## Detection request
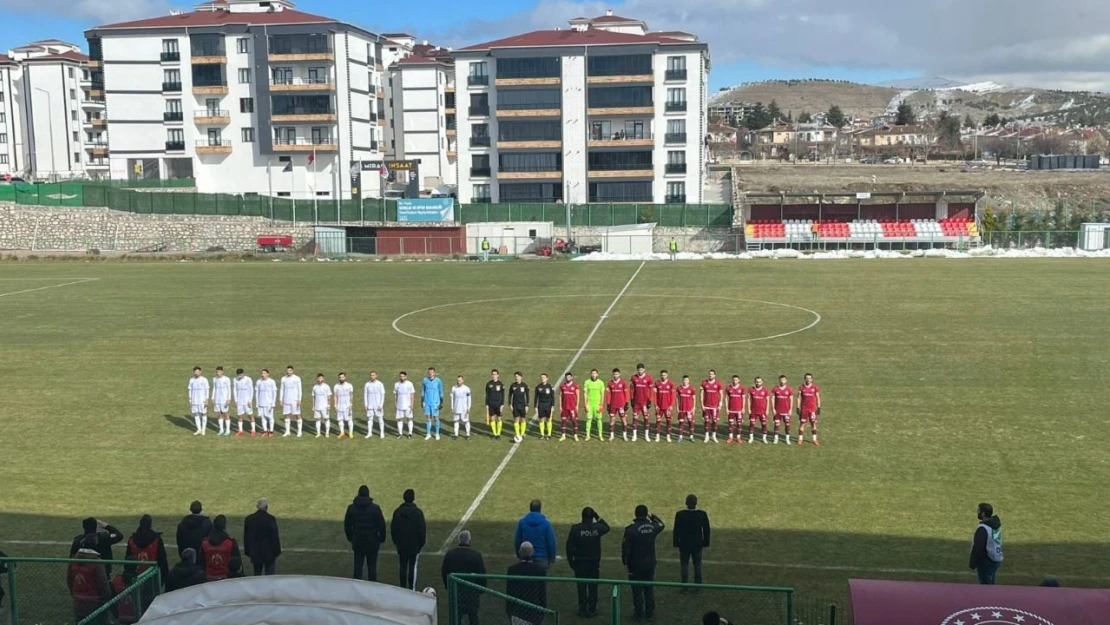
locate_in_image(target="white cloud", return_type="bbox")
[0,0,172,23]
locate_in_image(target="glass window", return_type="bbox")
[666,181,685,198]
[472,184,490,199]
[496,57,559,79]
[587,151,652,171]
[162,39,178,54]
[167,129,184,143]
[275,127,296,144]
[70,89,77,100]
[499,152,561,172]
[499,183,562,202]
[271,67,293,84]
[0,133,7,144]
[163,69,181,83]
[667,56,686,71]
[668,150,686,164]
[271,95,331,115]
[587,54,651,76]
[207,128,221,145]
[498,121,561,142]
[165,99,182,113]
[496,88,560,110]
[667,88,687,103]
[205,98,220,114]
[472,123,489,138]
[587,86,652,108]
[240,98,254,113]
[68,67,75,78]
[238,68,251,84]
[237,38,250,54]
[0,155,7,164]
[589,181,653,202]
[667,119,686,134]
[469,62,488,77]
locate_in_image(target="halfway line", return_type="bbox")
[0,277,100,299]
[438,261,647,553]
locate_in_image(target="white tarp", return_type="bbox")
[572,246,1110,261]
[139,576,437,625]
[600,222,655,255]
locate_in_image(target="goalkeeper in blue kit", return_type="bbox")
[421,367,444,441]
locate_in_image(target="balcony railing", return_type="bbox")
[163,111,184,122]
[166,141,186,151]
[665,163,687,174]
[193,80,228,88]
[665,69,688,81]
[590,132,652,142]
[472,197,492,204]
[270,77,334,88]
[369,112,378,122]
[499,165,562,173]
[162,82,183,92]
[272,108,336,116]
[191,47,226,58]
[664,132,687,143]
[268,45,333,56]
[470,166,492,177]
[497,103,562,111]
[161,51,181,62]
[467,75,489,86]
[274,137,337,146]
[196,140,231,147]
[470,136,491,148]
[665,195,687,203]
[591,195,653,202]
[468,105,490,117]
[370,141,379,151]
[588,163,653,171]
[665,101,688,112]
[195,110,229,118]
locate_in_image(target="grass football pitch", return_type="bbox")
[1,259,1108,620]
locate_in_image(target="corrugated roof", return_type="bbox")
[93,7,335,30]
[461,28,687,51]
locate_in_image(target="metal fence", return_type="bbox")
[448,573,796,625]
[457,203,732,227]
[1,556,162,625]
[980,230,1085,249]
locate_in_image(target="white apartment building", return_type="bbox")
[0,41,108,179]
[454,11,709,205]
[85,0,388,199]
[389,42,458,192]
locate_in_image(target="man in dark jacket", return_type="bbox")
[513,500,557,570]
[176,501,212,559]
[969,502,1003,585]
[70,517,125,574]
[345,485,387,581]
[441,530,486,625]
[200,515,241,582]
[506,542,547,625]
[673,494,711,586]
[68,534,111,624]
[622,504,665,621]
[125,514,169,600]
[244,498,281,576]
[164,548,206,592]
[565,507,609,617]
[390,489,426,589]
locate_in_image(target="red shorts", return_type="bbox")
[748,413,767,424]
[702,408,719,420]
[800,409,817,423]
[727,411,742,422]
[656,407,673,419]
[608,405,626,417]
[774,413,792,422]
[678,410,694,421]
[561,408,578,420]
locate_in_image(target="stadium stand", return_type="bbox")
[744,218,978,244]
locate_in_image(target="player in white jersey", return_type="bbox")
[211,367,233,436]
[188,366,211,435]
[311,373,333,438]
[333,372,355,440]
[393,371,416,439]
[233,368,255,437]
[450,375,473,441]
[280,365,303,437]
[255,368,278,437]
[364,371,386,439]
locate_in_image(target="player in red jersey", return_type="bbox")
[559,372,581,442]
[653,370,676,442]
[675,376,697,443]
[605,368,630,441]
[725,375,746,444]
[699,370,724,443]
[747,376,770,443]
[771,375,794,445]
[629,363,655,442]
[796,373,822,446]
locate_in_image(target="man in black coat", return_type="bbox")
[390,489,426,589]
[565,507,609,617]
[505,542,547,625]
[673,494,711,586]
[441,530,486,625]
[622,504,665,621]
[70,517,125,574]
[243,498,281,576]
[164,548,206,592]
[345,485,387,581]
[175,501,212,559]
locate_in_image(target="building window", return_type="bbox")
[73,131,79,142]
[499,152,561,172]
[162,39,179,54]
[472,184,491,200]
[277,191,291,197]
[0,155,7,164]
[588,151,652,171]
[271,67,292,84]
[307,67,327,83]
[496,88,561,111]
[71,111,78,121]
[666,182,686,202]
[240,97,254,113]
[238,68,251,84]
[587,86,652,108]
[205,98,220,115]
[0,133,7,143]
[207,128,222,145]
[68,67,75,78]
[166,99,182,113]
[666,88,687,111]
[241,127,255,142]
[0,112,6,123]
[167,129,184,143]
[587,54,651,77]
[498,120,561,142]
[496,57,560,79]
[589,181,652,203]
[316,191,330,197]
[275,127,296,145]
[668,150,686,164]
[467,62,488,86]
[74,152,81,163]
[237,38,250,54]
[311,127,330,145]
[666,119,687,142]
[70,89,77,100]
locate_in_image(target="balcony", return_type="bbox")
[470,166,491,177]
[161,51,181,63]
[87,159,109,168]
[496,107,561,118]
[467,75,489,87]
[82,97,106,109]
[446,127,456,137]
[665,163,687,174]
[470,136,491,148]
[271,109,338,123]
[586,74,653,85]
[665,101,688,113]
[496,76,560,87]
[273,137,339,152]
[84,117,108,129]
[499,169,561,180]
[88,59,102,69]
[88,88,104,99]
[665,195,687,203]
[163,111,184,122]
[194,110,230,124]
[195,139,232,154]
[268,46,334,62]
[166,141,186,152]
[269,78,335,92]
[162,82,183,93]
[588,132,653,148]
[88,143,109,156]
[664,132,687,144]
[588,163,653,178]
[468,105,490,117]
[665,69,688,81]
[191,50,226,65]
[497,139,561,150]
[193,82,228,96]
[588,105,654,116]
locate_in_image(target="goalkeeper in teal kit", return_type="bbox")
[421,367,444,441]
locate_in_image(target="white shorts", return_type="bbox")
[336,408,352,422]
[395,408,413,420]
[236,403,253,417]
[282,403,299,416]
[258,406,274,419]
[366,408,384,418]
[453,412,470,423]
[313,409,330,419]
[190,403,207,416]
[214,402,229,414]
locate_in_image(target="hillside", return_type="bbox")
[711,80,899,119]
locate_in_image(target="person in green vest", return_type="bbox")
[668,237,678,261]
[583,369,606,442]
[481,237,491,261]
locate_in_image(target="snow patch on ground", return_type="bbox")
[886,90,917,115]
[1060,98,1076,110]
[1016,94,1037,110]
[954,81,1007,94]
[572,247,1110,262]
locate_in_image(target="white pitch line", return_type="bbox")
[0,277,99,299]
[438,261,647,553]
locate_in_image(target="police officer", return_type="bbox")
[621,505,665,621]
[566,507,610,618]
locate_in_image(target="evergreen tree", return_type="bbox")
[767,99,782,122]
[895,103,916,126]
[826,105,847,128]
[964,113,975,128]
[984,113,1001,126]
[798,111,812,123]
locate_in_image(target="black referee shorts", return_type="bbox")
[537,406,553,419]
[487,404,503,417]
[511,405,527,419]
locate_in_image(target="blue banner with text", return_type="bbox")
[397,198,455,222]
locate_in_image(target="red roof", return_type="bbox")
[21,50,90,63]
[0,53,14,64]
[462,28,688,51]
[590,13,643,24]
[383,33,415,38]
[94,8,335,30]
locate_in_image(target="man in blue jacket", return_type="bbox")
[514,499,556,570]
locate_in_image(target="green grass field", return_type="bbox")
[2,259,1109,623]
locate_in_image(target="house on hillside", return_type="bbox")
[855,125,930,149]
[754,122,839,159]
[707,124,738,143]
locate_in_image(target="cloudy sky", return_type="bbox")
[2,0,1107,91]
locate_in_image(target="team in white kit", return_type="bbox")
[187,366,474,440]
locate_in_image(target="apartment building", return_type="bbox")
[390,42,457,191]
[0,41,107,179]
[85,0,388,198]
[453,11,709,205]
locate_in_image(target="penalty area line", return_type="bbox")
[0,277,100,299]
[437,261,647,554]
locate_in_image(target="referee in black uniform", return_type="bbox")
[509,372,530,443]
[534,373,556,441]
[485,369,505,440]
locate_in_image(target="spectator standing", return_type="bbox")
[201,515,241,582]
[622,504,665,621]
[441,530,487,625]
[176,501,213,559]
[345,485,387,581]
[126,515,169,587]
[70,517,125,574]
[514,500,557,570]
[565,507,609,617]
[673,494,711,586]
[164,548,206,592]
[110,564,140,625]
[969,502,1003,585]
[391,489,427,589]
[67,534,110,624]
[244,498,282,576]
[506,542,547,625]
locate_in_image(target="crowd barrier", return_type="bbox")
[0,556,161,625]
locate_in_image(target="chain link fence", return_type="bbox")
[980,230,1083,249]
[1,557,161,625]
